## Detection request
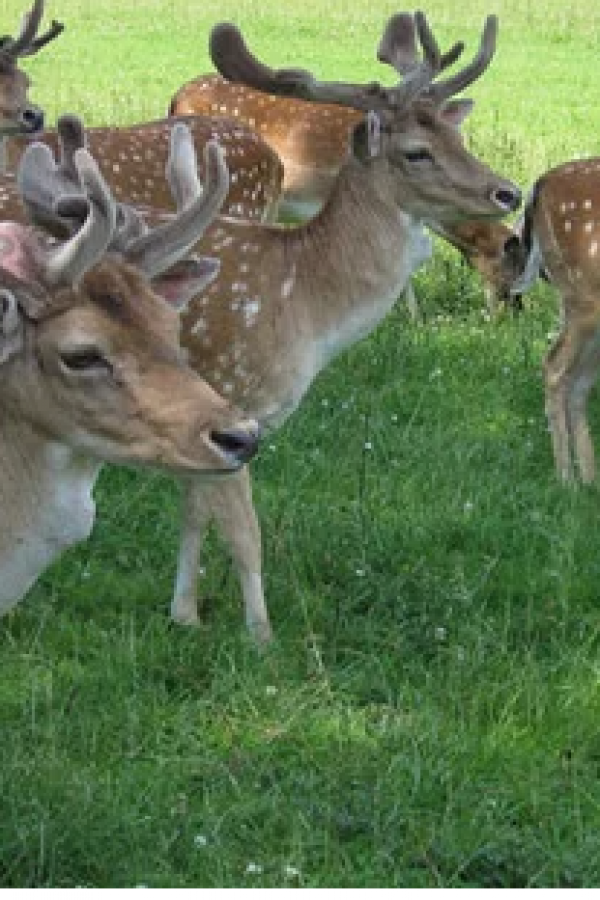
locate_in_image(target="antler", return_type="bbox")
[377,12,497,105]
[17,140,117,286]
[20,117,229,282]
[0,0,64,62]
[211,11,497,112]
[210,22,394,112]
[166,121,203,210]
[124,126,229,278]
[377,13,464,81]
[18,114,89,237]
[425,14,497,104]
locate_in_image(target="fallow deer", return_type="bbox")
[0,125,260,615]
[170,62,521,314]
[502,160,600,483]
[43,13,521,642]
[0,0,63,144]
[4,113,283,221]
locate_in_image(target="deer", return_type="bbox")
[0,122,261,615]
[501,159,600,484]
[3,113,284,222]
[39,12,521,643]
[0,0,63,148]
[169,51,522,316]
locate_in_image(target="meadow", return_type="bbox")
[2,0,600,887]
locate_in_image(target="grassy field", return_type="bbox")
[2,0,600,888]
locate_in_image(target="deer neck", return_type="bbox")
[0,411,100,613]
[291,158,428,367]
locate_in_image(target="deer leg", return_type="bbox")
[565,333,600,484]
[171,477,213,625]
[172,468,271,643]
[544,325,579,483]
[208,466,271,644]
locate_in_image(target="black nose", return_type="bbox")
[493,186,522,213]
[210,425,261,465]
[20,106,44,134]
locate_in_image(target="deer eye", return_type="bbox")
[59,347,113,376]
[403,148,434,164]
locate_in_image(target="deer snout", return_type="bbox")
[210,419,262,467]
[491,184,521,214]
[20,104,44,135]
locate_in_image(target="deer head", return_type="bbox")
[209,11,521,224]
[1,125,260,474]
[0,0,63,138]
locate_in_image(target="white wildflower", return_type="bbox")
[245,862,263,875]
[284,865,301,878]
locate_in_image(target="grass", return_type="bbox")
[2,0,600,887]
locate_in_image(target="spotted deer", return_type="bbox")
[0,0,63,148]
[0,124,260,614]
[42,13,521,642]
[170,61,521,314]
[4,113,283,221]
[502,159,600,483]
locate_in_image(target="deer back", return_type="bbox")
[5,113,284,222]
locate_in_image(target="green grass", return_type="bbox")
[2,0,600,888]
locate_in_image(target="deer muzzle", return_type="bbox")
[210,421,262,467]
[19,103,44,134]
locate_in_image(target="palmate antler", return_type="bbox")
[210,11,497,112]
[0,0,64,65]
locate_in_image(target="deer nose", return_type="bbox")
[492,185,521,213]
[20,105,44,134]
[210,421,262,466]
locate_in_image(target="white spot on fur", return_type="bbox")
[191,317,207,334]
[243,299,261,326]
[281,264,296,299]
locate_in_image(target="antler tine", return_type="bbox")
[378,12,464,103]
[166,121,203,211]
[426,14,498,104]
[125,132,230,279]
[17,19,64,57]
[56,114,85,179]
[4,0,45,59]
[210,21,392,113]
[377,13,419,75]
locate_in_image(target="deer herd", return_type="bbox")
[0,0,596,643]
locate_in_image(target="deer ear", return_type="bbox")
[440,99,474,130]
[0,288,23,364]
[151,256,220,312]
